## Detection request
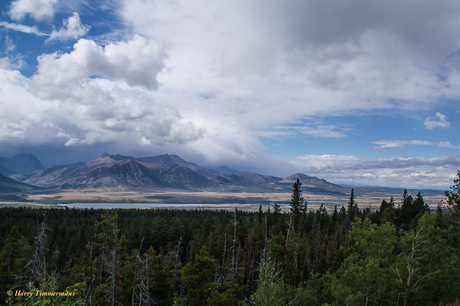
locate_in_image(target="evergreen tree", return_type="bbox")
[181,246,216,306]
[346,189,358,222]
[378,197,396,224]
[331,204,338,223]
[258,204,263,225]
[272,203,282,216]
[413,192,429,213]
[0,227,28,302]
[396,190,429,228]
[290,178,304,228]
[300,200,309,232]
[92,210,126,306]
[338,206,347,224]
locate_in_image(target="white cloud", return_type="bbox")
[3,0,460,189]
[0,21,47,36]
[292,154,460,188]
[0,68,57,142]
[0,69,204,151]
[46,13,91,42]
[372,140,460,150]
[295,154,359,169]
[9,0,58,21]
[270,125,350,138]
[294,154,460,172]
[139,136,151,145]
[0,33,202,157]
[30,35,164,96]
[0,56,26,70]
[424,112,451,130]
[116,0,460,135]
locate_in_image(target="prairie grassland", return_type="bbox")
[3,188,445,211]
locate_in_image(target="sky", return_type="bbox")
[0,0,459,189]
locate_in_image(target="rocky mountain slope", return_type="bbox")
[0,172,39,193]
[12,153,212,190]
[10,153,348,194]
[0,153,44,175]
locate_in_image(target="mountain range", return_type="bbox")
[8,153,348,195]
[0,172,39,193]
[0,153,44,175]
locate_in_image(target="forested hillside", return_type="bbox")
[1,172,460,305]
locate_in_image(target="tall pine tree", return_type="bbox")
[347,189,358,222]
[290,178,304,229]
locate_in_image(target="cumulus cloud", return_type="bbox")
[46,13,91,42]
[30,34,164,96]
[372,140,460,150]
[0,71,204,153]
[292,154,460,188]
[0,33,202,158]
[424,112,451,130]
[9,0,58,21]
[119,0,460,131]
[0,21,47,36]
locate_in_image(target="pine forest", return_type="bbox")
[1,171,460,305]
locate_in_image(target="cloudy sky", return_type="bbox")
[1,0,459,189]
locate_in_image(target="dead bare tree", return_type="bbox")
[219,233,227,285]
[285,215,293,248]
[94,211,121,306]
[173,237,182,294]
[261,215,269,262]
[230,208,240,284]
[132,237,144,306]
[392,225,444,306]
[28,214,49,285]
[83,241,95,306]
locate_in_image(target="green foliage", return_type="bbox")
[181,246,216,306]
[446,170,460,210]
[251,258,286,306]
[347,189,358,221]
[329,219,399,305]
[2,171,460,305]
[0,226,28,302]
[290,178,304,228]
[392,213,453,305]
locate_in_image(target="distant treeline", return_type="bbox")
[1,171,460,305]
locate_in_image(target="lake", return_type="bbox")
[58,203,215,209]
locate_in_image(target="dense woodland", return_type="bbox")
[1,171,460,305]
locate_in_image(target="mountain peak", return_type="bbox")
[280,173,317,183]
[0,153,44,174]
[89,153,116,166]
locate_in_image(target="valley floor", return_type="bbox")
[0,188,447,211]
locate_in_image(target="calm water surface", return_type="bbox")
[58,203,214,209]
